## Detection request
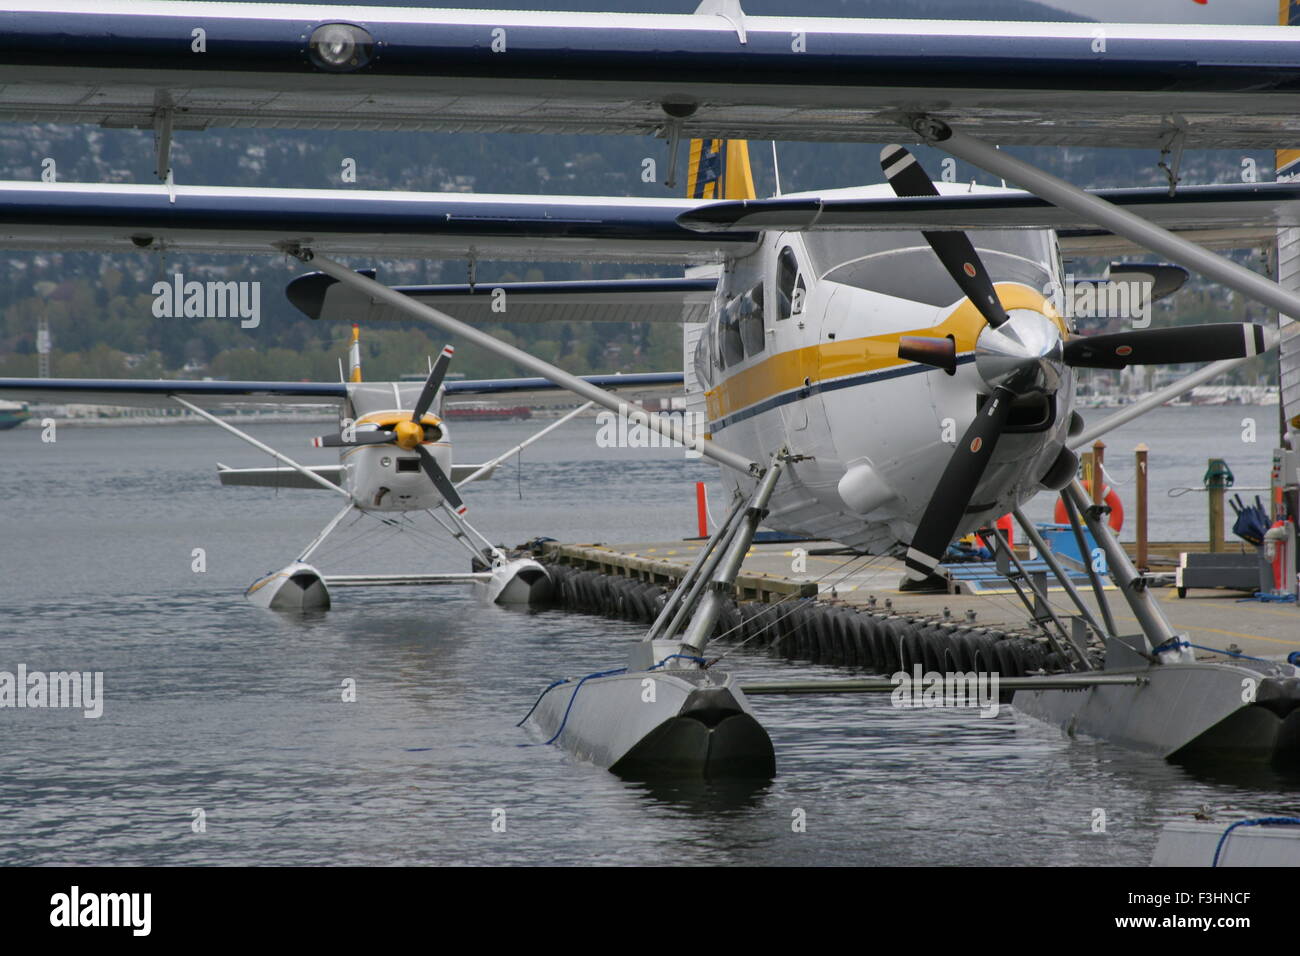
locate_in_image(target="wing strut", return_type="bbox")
[290,250,761,477]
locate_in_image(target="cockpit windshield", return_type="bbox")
[803,229,1054,307]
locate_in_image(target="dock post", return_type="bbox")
[1135,443,1149,571]
[1206,457,1232,553]
[1092,440,1106,506]
[1080,449,1095,503]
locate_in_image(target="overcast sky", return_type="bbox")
[1044,0,1280,24]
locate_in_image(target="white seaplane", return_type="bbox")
[1,1,1299,778]
[0,324,681,612]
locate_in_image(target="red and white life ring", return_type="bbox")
[1054,480,1124,532]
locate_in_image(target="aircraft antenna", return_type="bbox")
[771,141,782,197]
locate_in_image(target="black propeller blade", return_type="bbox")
[416,444,465,514]
[880,144,1010,329]
[904,386,1015,582]
[1062,323,1265,370]
[311,429,395,449]
[412,344,454,422]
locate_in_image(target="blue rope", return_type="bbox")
[543,667,627,746]
[516,678,569,728]
[1212,817,1300,867]
[649,654,707,670]
[519,656,705,746]
[1153,638,1276,665]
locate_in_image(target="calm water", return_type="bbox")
[1,410,1296,866]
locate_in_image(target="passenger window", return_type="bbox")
[776,247,806,320]
[739,284,764,357]
[716,283,765,368]
[718,298,745,368]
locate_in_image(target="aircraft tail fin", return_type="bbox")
[347,324,362,383]
[686,139,756,200]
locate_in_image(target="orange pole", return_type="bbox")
[696,481,709,537]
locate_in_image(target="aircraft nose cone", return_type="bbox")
[974,309,1064,394]
[394,420,424,449]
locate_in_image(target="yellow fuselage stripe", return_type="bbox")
[704,285,1060,423]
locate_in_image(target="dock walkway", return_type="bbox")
[543,539,1300,663]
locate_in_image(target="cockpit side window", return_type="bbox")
[775,246,805,320]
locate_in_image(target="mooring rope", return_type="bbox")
[1212,817,1300,867]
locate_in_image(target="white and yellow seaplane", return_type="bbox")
[0,325,680,611]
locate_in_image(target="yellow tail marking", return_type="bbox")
[687,139,757,200]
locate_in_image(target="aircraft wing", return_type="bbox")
[287,273,716,324]
[0,182,754,264]
[0,378,348,409]
[7,3,1300,149]
[0,374,683,408]
[0,177,1292,264]
[678,183,1300,255]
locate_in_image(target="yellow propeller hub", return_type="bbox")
[393,420,425,450]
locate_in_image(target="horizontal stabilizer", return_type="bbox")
[287,274,716,325]
[217,464,344,490]
[217,462,495,489]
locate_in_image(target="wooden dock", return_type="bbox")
[542,538,1300,663]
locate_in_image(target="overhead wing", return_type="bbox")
[7,4,1300,148]
[0,182,756,264]
[287,273,716,324]
[678,182,1300,254]
[0,377,347,409]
